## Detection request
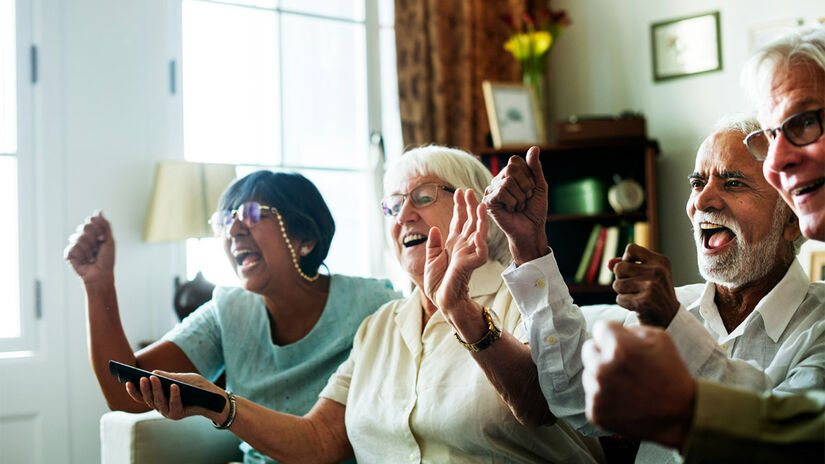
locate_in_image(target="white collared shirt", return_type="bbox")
[502,252,825,463]
[320,260,602,464]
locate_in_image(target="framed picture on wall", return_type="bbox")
[812,251,825,282]
[482,81,545,149]
[651,11,722,81]
[749,18,802,52]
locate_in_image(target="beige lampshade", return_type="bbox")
[143,161,237,242]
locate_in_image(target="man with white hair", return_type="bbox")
[580,26,825,462]
[482,113,824,463]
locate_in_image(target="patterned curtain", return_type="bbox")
[395,0,536,152]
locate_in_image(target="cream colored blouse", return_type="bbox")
[320,260,603,464]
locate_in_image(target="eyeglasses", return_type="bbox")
[380,183,456,217]
[209,201,277,236]
[744,108,824,161]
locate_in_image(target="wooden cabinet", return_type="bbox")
[477,138,659,304]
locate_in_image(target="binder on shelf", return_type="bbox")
[575,224,603,283]
[626,222,636,247]
[597,226,620,285]
[586,227,608,284]
[616,222,630,259]
[634,221,650,249]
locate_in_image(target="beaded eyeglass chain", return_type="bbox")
[271,207,320,282]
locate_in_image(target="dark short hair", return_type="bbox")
[219,171,335,275]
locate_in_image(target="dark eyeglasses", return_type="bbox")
[209,201,277,236]
[380,183,455,217]
[744,108,824,161]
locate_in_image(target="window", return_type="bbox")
[0,0,34,351]
[181,0,402,286]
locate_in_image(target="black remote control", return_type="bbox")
[108,360,226,413]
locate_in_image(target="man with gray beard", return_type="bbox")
[482,114,824,464]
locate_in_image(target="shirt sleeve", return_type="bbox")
[319,315,370,406]
[683,379,825,463]
[502,251,602,436]
[162,298,225,382]
[667,307,825,394]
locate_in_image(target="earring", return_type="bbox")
[300,246,310,256]
[272,208,320,282]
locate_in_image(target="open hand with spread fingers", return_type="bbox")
[482,146,549,266]
[607,243,680,327]
[423,188,489,314]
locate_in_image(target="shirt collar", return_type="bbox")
[694,259,808,342]
[753,259,809,342]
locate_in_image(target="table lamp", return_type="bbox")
[143,161,237,320]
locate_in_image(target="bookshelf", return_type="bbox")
[477,138,659,305]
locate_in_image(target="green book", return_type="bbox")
[575,224,603,283]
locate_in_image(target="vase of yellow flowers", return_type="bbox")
[503,8,570,106]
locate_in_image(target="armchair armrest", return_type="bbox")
[100,410,243,464]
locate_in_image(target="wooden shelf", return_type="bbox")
[565,283,614,294]
[477,138,659,305]
[547,212,646,223]
[476,138,659,157]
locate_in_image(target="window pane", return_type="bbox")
[0,0,17,154]
[379,28,402,163]
[279,0,363,22]
[378,0,393,27]
[281,15,367,169]
[0,157,20,338]
[186,237,240,287]
[298,169,373,277]
[215,0,278,9]
[182,0,280,165]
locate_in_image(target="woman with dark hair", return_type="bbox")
[64,170,400,464]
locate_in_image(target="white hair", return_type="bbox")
[742,26,825,117]
[383,145,511,265]
[711,113,762,137]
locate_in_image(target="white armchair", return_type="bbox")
[100,410,243,464]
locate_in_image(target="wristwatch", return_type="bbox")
[454,305,502,352]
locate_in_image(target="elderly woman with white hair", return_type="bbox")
[123,145,604,463]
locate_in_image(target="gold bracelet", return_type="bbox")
[454,305,502,352]
[212,391,237,430]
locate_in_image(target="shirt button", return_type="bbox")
[535,279,546,288]
[721,343,728,350]
[546,335,557,345]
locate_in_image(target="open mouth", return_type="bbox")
[233,249,262,269]
[699,222,736,250]
[790,178,825,197]
[402,233,428,248]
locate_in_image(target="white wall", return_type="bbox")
[548,0,825,285]
[35,1,184,462]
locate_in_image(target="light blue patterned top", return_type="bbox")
[163,274,401,464]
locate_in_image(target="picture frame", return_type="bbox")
[749,18,802,52]
[482,81,545,149]
[651,11,722,82]
[811,251,825,282]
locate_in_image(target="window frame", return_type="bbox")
[180,0,399,283]
[0,0,37,353]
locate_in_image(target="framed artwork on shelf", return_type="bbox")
[811,251,825,282]
[482,81,545,149]
[651,11,722,82]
